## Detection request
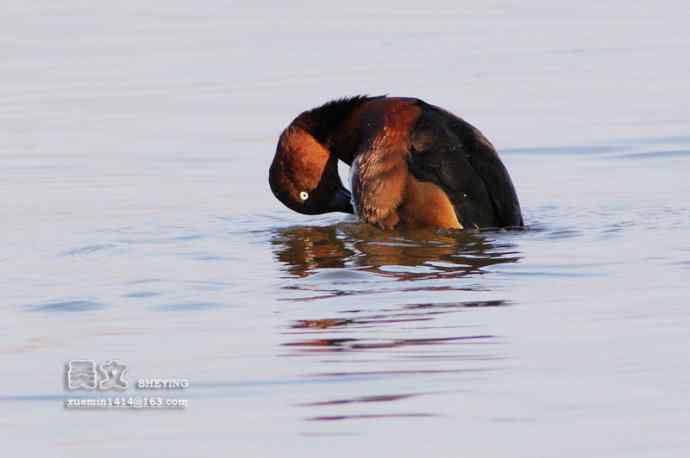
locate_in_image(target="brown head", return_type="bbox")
[269,125,353,215]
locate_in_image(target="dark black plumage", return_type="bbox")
[407,100,523,228]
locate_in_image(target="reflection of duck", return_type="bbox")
[271,224,520,280]
[271,226,354,278]
[269,96,524,230]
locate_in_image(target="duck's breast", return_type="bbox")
[348,98,422,229]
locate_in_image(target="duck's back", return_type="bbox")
[406,101,523,228]
[344,97,523,229]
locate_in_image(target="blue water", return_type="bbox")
[2,2,690,456]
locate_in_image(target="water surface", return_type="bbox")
[2,1,690,457]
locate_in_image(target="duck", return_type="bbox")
[268,95,523,230]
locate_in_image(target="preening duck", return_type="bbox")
[269,96,523,230]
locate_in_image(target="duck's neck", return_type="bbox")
[292,95,383,165]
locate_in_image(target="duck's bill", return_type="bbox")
[329,187,354,214]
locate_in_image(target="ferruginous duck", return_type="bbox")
[269,96,523,230]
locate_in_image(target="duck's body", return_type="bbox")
[269,96,523,230]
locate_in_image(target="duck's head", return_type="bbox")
[269,125,353,215]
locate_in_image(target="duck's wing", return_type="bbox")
[407,103,524,228]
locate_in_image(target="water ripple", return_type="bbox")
[59,243,118,256]
[27,300,105,313]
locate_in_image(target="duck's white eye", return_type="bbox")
[299,191,309,201]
